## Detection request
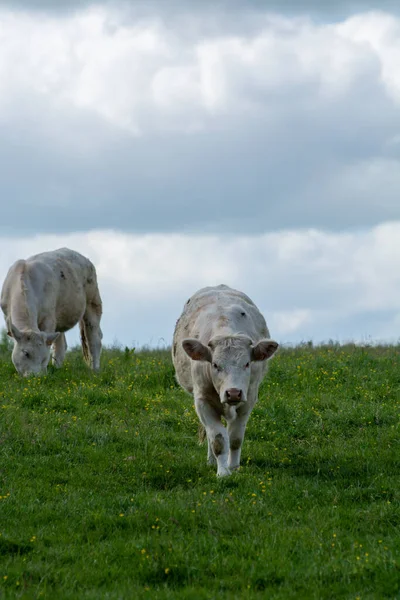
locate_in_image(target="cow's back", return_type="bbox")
[26,248,100,331]
[172,285,269,393]
[2,248,100,333]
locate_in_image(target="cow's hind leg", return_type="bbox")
[52,333,67,368]
[79,296,103,371]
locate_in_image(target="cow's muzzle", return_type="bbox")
[224,388,244,405]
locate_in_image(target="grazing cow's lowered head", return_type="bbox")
[7,318,60,377]
[182,334,278,405]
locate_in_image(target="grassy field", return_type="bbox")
[0,340,399,599]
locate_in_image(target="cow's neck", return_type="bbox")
[11,271,39,331]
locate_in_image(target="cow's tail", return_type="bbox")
[198,423,206,444]
[79,320,91,367]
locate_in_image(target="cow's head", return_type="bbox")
[182,334,278,405]
[7,318,60,377]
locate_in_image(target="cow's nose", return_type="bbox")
[225,388,243,403]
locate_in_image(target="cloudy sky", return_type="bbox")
[1,0,400,348]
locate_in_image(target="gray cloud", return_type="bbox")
[1,6,400,236]
[2,83,399,236]
[1,0,399,19]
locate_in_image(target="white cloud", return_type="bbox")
[269,309,312,335]
[338,12,400,102]
[0,7,399,133]
[1,222,400,348]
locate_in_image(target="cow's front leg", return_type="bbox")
[195,397,230,477]
[226,392,257,471]
[227,412,251,471]
[52,332,67,367]
[206,434,217,465]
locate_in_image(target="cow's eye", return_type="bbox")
[23,351,30,359]
[244,362,250,369]
[212,363,221,372]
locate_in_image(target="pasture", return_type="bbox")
[0,340,399,599]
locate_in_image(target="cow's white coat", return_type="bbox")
[172,285,278,477]
[1,248,103,376]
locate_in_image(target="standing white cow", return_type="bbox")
[172,284,278,477]
[1,248,103,376]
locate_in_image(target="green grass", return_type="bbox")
[0,342,399,599]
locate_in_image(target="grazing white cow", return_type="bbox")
[172,284,278,477]
[1,248,103,376]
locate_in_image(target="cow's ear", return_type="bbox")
[251,339,279,361]
[7,318,22,342]
[182,339,212,362]
[44,332,60,346]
